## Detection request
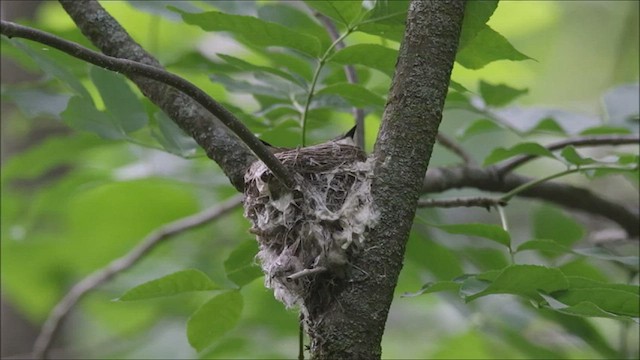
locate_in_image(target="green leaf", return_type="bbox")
[187,291,243,352]
[90,66,148,133]
[516,239,572,255]
[61,96,124,140]
[560,146,596,166]
[117,269,220,301]
[456,25,532,70]
[579,125,632,135]
[316,83,385,108]
[173,8,321,57]
[357,0,409,42]
[305,0,363,27]
[456,118,504,139]
[224,240,263,288]
[328,44,398,78]
[151,111,198,157]
[550,288,639,317]
[572,247,640,268]
[12,40,91,99]
[566,276,640,294]
[449,80,470,93]
[431,223,511,248]
[257,3,332,50]
[483,142,556,166]
[525,117,567,135]
[3,88,70,119]
[464,265,569,302]
[479,80,528,107]
[541,293,633,320]
[217,54,305,88]
[458,0,498,50]
[403,281,461,297]
[533,205,584,247]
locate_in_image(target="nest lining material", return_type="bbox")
[243,141,378,309]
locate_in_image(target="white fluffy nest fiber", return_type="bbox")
[243,141,378,309]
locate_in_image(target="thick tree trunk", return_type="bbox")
[305,1,465,359]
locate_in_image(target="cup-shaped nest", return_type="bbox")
[243,141,377,309]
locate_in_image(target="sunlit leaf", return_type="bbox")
[479,80,528,107]
[456,25,532,70]
[173,8,321,56]
[258,3,332,50]
[458,0,498,50]
[187,291,243,352]
[117,269,220,301]
[483,142,556,166]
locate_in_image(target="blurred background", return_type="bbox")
[1,1,638,359]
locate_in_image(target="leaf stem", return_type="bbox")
[301,28,353,146]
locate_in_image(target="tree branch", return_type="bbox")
[303,2,465,359]
[417,196,506,209]
[31,195,243,360]
[0,19,296,190]
[314,12,366,149]
[495,134,640,175]
[436,132,476,165]
[423,165,640,238]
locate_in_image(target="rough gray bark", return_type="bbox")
[304,1,465,359]
[58,0,254,191]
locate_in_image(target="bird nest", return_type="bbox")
[243,141,378,312]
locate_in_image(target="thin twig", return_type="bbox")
[315,12,366,149]
[31,195,243,359]
[495,134,640,175]
[417,196,505,209]
[0,20,295,189]
[287,266,328,281]
[436,132,476,165]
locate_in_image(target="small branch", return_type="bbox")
[315,12,365,149]
[31,195,243,359]
[436,132,475,165]
[0,20,296,189]
[287,266,328,281]
[300,28,353,146]
[417,196,505,209]
[499,164,638,202]
[423,165,640,238]
[495,134,640,175]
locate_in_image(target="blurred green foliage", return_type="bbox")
[1,1,638,359]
